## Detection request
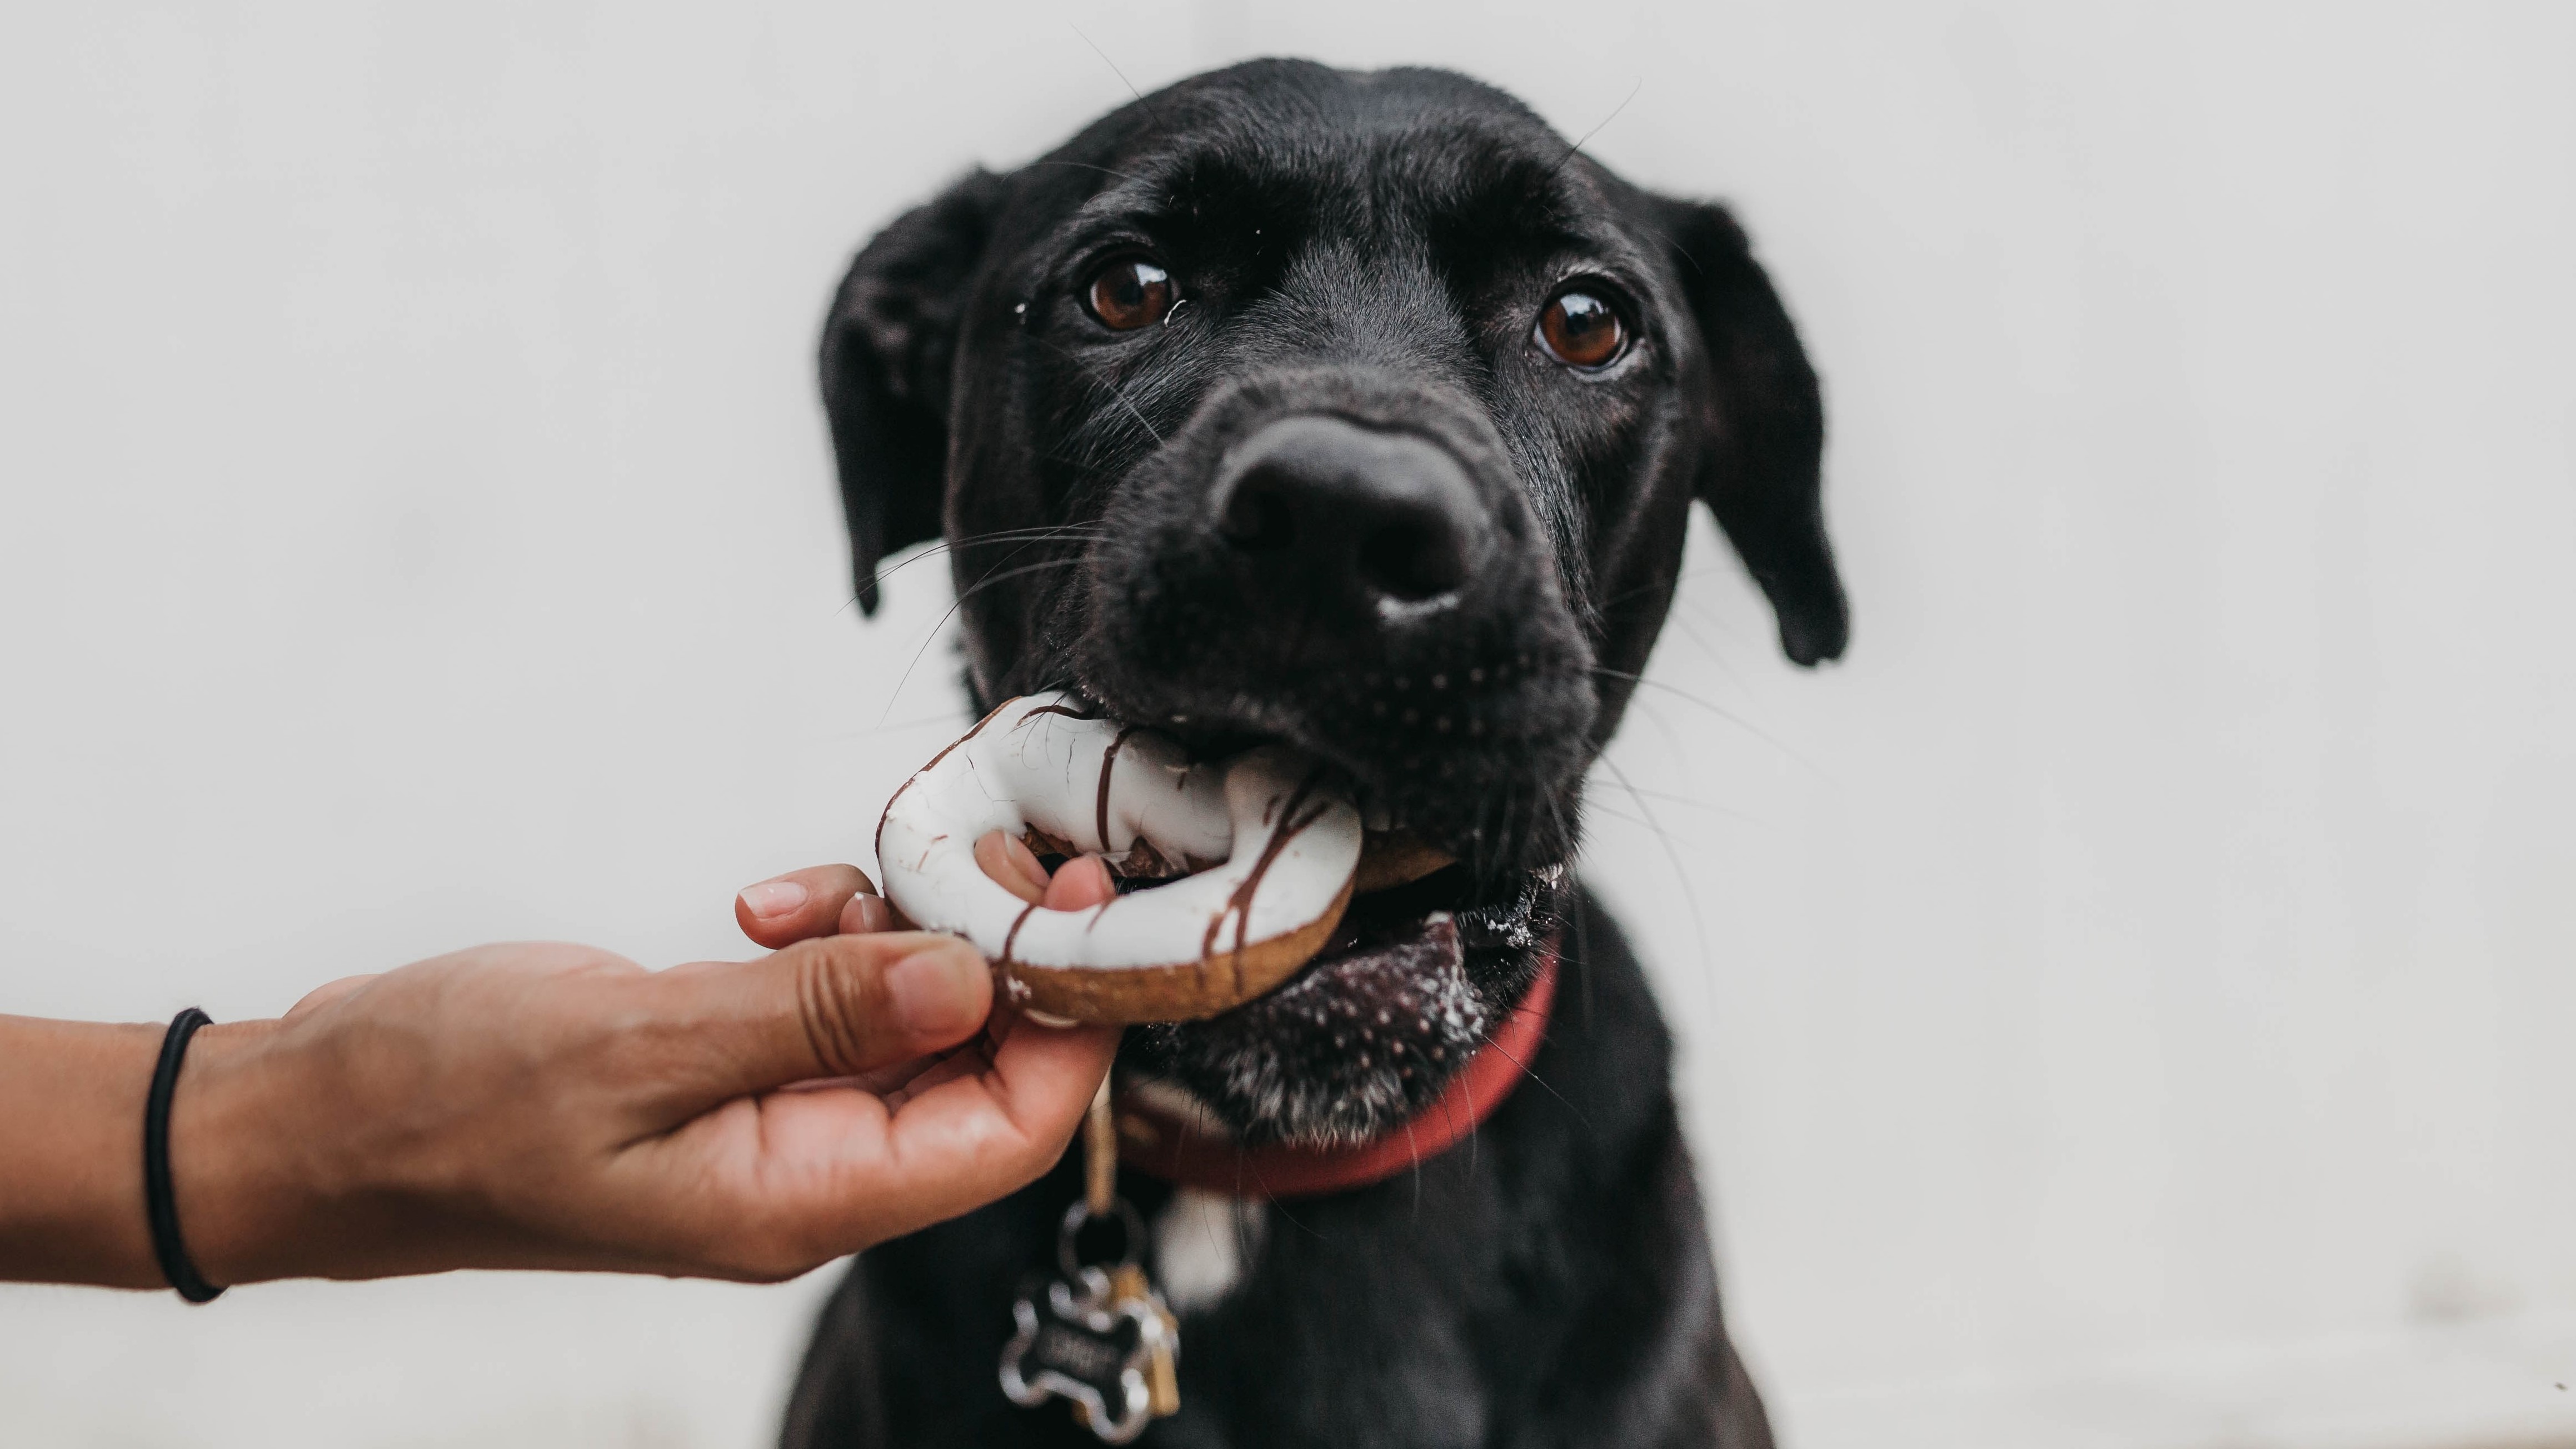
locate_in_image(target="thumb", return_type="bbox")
[647,931,994,1108]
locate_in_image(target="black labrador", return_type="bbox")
[783,59,1844,1449]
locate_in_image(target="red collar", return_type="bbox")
[1113,937,1560,1200]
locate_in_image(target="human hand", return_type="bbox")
[726,839,1116,1101]
[163,843,1118,1286]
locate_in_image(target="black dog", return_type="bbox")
[783,59,1844,1448]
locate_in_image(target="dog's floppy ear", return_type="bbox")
[1651,197,1849,665]
[820,170,1007,613]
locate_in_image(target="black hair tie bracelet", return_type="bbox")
[143,1007,226,1304]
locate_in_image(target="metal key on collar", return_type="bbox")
[999,1078,1180,1443]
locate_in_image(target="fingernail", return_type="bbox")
[1002,840,1049,896]
[739,878,809,920]
[975,830,1049,904]
[845,893,895,935]
[885,940,987,1039]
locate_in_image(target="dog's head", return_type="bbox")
[824,61,1843,1144]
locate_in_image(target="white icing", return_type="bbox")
[876,693,1364,972]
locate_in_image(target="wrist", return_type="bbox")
[166,1018,315,1287]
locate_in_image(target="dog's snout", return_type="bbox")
[1209,416,1492,611]
[1078,383,1595,832]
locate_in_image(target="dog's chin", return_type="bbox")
[1123,861,1566,1147]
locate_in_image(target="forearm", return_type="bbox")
[0,1016,166,1287]
[0,1015,311,1290]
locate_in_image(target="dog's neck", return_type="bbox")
[1111,937,1560,1200]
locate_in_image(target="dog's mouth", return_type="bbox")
[1030,695,1571,1146]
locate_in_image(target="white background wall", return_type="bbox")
[3,3,2572,1446]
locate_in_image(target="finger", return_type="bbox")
[283,974,381,1021]
[1041,855,1114,911]
[656,1016,1117,1271]
[837,890,898,936]
[835,1015,1119,1234]
[974,831,1049,904]
[735,864,881,948]
[648,931,995,1108]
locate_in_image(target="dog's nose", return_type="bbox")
[1209,416,1492,612]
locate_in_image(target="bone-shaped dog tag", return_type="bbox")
[999,1265,1172,1443]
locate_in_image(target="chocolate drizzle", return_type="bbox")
[1201,766,1333,967]
[1094,726,1139,857]
[998,900,1041,967]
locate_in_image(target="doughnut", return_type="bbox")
[876,693,1379,1023]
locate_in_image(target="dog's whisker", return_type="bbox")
[910,524,1116,556]
[1596,561,1748,613]
[1475,1035,1592,1133]
[874,559,1090,727]
[1562,868,1597,1047]
[1586,666,1824,778]
[1545,77,1644,181]
[1023,445,1122,478]
[870,525,1099,718]
[950,557,1088,608]
[1066,22,1150,110]
[874,535,1102,578]
[1616,691,1696,780]
[1658,604,1760,701]
[1401,1115,1425,1222]
[951,522,1102,586]
[1594,752,1717,986]
[1541,790,1580,877]
[866,523,1113,589]
[1572,792,1698,862]
[1598,781,1767,828]
[1023,157,1150,187]
[1571,798,1658,833]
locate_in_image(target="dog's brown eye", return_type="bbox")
[1536,289,1626,369]
[1085,257,1175,331]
